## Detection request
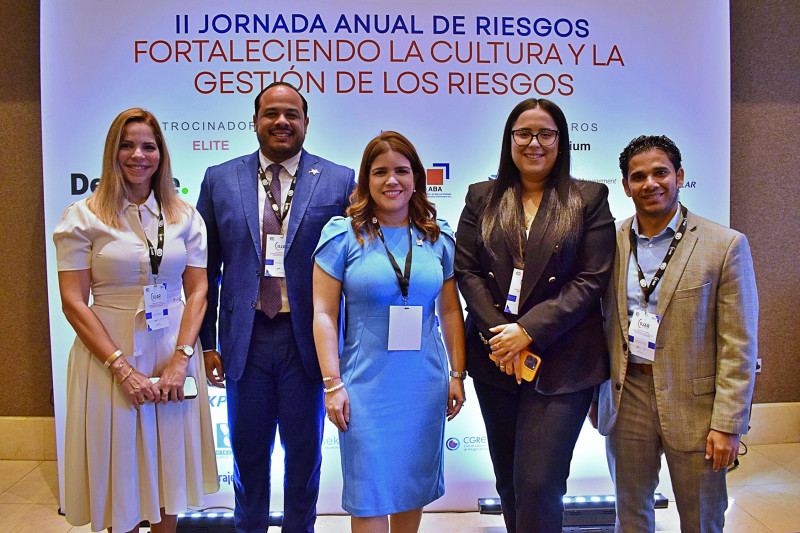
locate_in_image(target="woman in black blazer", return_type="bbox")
[455,99,615,533]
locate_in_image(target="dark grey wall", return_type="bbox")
[730,0,800,402]
[0,1,797,415]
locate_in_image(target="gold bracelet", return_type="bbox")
[117,366,133,385]
[104,349,123,368]
[519,325,533,343]
[111,357,126,372]
[324,382,345,393]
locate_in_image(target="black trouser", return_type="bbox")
[474,380,594,533]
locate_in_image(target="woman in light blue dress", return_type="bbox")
[312,131,466,533]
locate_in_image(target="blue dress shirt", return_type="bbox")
[626,205,683,364]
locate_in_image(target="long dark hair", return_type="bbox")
[347,131,440,246]
[480,99,583,265]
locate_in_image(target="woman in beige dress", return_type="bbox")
[54,108,218,533]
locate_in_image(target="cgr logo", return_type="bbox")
[445,437,460,451]
[216,423,231,449]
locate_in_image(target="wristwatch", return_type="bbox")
[176,345,195,358]
[449,370,467,379]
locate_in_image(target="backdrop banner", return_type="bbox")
[42,0,730,514]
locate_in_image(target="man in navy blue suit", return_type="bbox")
[197,82,355,532]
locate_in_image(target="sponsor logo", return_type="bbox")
[444,434,490,452]
[426,163,452,199]
[218,472,234,485]
[70,174,187,196]
[322,435,340,450]
[462,435,488,451]
[216,423,231,449]
[208,394,227,407]
[569,141,591,151]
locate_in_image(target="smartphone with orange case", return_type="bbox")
[490,349,542,382]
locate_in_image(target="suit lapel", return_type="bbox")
[519,188,557,304]
[486,228,516,298]
[285,150,321,253]
[616,218,633,339]
[655,211,698,317]
[237,151,262,263]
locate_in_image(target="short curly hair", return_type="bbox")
[619,135,682,179]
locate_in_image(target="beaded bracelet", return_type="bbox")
[324,382,345,394]
[322,376,341,383]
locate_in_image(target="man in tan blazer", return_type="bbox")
[595,135,758,532]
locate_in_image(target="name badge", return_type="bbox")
[387,305,423,351]
[144,283,169,331]
[504,268,524,315]
[627,308,660,361]
[264,234,286,278]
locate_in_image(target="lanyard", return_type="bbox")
[138,203,164,279]
[374,217,413,305]
[628,205,688,304]
[258,165,298,229]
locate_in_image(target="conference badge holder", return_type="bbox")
[375,218,422,351]
[264,234,286,277]
[144,282,169,331]
[627,308,659,361]
[625,204,687,362]
[504,268,523,315]
[388,304,422,351]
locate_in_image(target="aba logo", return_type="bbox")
[216,423,231,449]
[445,437,460,451]
[426,163,452,198]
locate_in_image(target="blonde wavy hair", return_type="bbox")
[88,108,189,227]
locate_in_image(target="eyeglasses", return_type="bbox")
[511,128,559,147]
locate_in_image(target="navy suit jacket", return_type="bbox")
[455,179,616,394]
[197,149,355,381]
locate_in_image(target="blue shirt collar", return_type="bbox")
[631,203,682,240]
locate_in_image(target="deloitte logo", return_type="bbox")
[445,437,460,451]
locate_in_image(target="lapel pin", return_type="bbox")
[309,168,319,175]
[416,238,423,246]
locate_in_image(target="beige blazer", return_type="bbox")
[598,209,758,451]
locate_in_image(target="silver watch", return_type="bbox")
[449,370,467,379]
[176,345,195,358]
